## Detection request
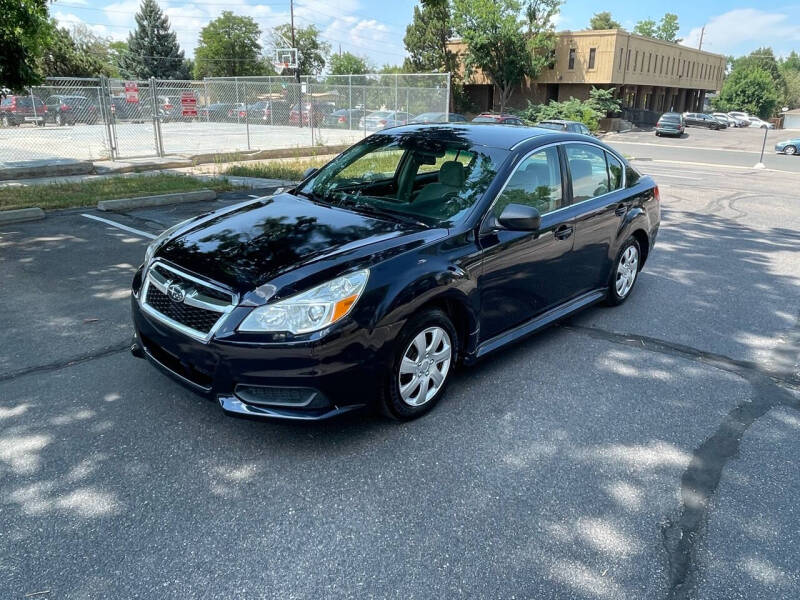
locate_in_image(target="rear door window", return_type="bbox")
[565,143,610,201]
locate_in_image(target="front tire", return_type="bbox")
[379,309,457,421]
[605,236,641,306]
[784,145,797,156]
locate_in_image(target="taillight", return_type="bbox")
[239,111,245,117]
[379,119,387,125]
[338,116,346,123]
[654,186,661,202]
[61,104,70,110]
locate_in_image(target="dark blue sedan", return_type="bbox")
[131,124,660,421]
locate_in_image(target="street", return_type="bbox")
[1,150,799,599]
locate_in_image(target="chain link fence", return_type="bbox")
[0,73,450,168]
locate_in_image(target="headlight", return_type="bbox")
[238,269,369,334]
[144,217,195,264]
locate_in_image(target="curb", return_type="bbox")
[0,207,46,224]
[0,161,93,182]
[97,189,216,211]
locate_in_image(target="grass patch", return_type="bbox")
[223,157,332,181]
[0,173,241,212]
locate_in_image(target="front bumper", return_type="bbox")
[131,292,399,420]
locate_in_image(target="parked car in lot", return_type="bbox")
[775,137,800,155]
[472,113,525,125]
[682,112,723,130]
[747,116,774,129]
[536,119,592,135]
[322,108,366,128]
[711,113,735,128]
[289,102,336,126]
[727,111,751,127]
[655,112,685,137]
[226,103,248,120]
[197,103,240,122]
[44,95,98,125]
[410,112,467,124]
[359,110,414,130]
[131,123,660,421]
[110,96,155,122]
[0,95,47,126]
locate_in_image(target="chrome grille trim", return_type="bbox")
[140,260,238,343]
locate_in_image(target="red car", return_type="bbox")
[289,102,335,126]
[471,113,524,125]
[0,95,47,127]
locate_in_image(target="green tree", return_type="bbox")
[522,97,602,130]
[733,47,787,106]
[589,12,620,30]
[713,66,778,119]
[194,12,263,78]
[403,0,456,73]
[328,52,370,75]
[37,21,107,78]
[588,86,621,116]
[0,0,52,89]
[70,23,118,77]
[117,0,189,79]
[272,24,330,76]
[781,51,800,73]
[453,0,560,115]
[657,13,680,43]
[633,18,658,38]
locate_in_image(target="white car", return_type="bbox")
[747,116,774,129]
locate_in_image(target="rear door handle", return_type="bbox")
[614,204,627,216]
[554,225,573,240]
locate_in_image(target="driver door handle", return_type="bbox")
[554,224,573,240]
[614,204,627,216]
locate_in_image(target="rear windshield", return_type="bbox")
[660,115,680,122]
[472,116,497,122]
[537,122,566,130]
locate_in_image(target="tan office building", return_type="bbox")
[450,29,726,116]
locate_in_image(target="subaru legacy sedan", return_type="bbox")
[131,124,660,421]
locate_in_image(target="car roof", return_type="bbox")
[373,123,559,150]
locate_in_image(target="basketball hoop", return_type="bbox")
[274,48,298,73]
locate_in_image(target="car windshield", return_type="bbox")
[472,116,497,122]
[536,122,565,130]
[299,132,509,227]
[368,111,392,118]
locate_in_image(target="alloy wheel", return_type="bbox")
[398,326,452,407]
[615,245,639,298]
[56,113,63,126]
[1,115,8,127]
[785,145,797,156]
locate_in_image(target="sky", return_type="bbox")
[52,0,800,68]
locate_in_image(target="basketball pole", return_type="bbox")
[290,0,302,128]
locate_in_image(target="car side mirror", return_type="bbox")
[497,203,541,231]
[302,167,318,180]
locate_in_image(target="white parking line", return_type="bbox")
[81,213,157,239]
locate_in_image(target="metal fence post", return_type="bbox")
[446,72,451,119]
[150,77,164,157]
[348,74,352,130]
[394,73,398,115]
[99,76,116,160]
[244,80,250,150]
[203,79,210,123]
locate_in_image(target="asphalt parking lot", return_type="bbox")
[1,156,799,598]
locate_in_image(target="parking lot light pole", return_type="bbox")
[754,126,769,169]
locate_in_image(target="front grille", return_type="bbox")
[146,286,220,333]
[141,262,236,341]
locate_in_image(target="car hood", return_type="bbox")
[156,193,441,295]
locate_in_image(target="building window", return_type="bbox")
[568,48,576,70]
[626,49,631,70]
[647,52,652,73]
[633,50,638,71]
[588,48,596,69]
[619,48,624,70]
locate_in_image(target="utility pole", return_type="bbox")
[698,25,705,51]
[290,0,299,84]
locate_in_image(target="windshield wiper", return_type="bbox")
[339,198,428,228]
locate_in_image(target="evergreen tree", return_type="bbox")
[117,0,190,80]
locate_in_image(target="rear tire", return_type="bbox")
[605,236,642,306]
[378,309,458,421]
